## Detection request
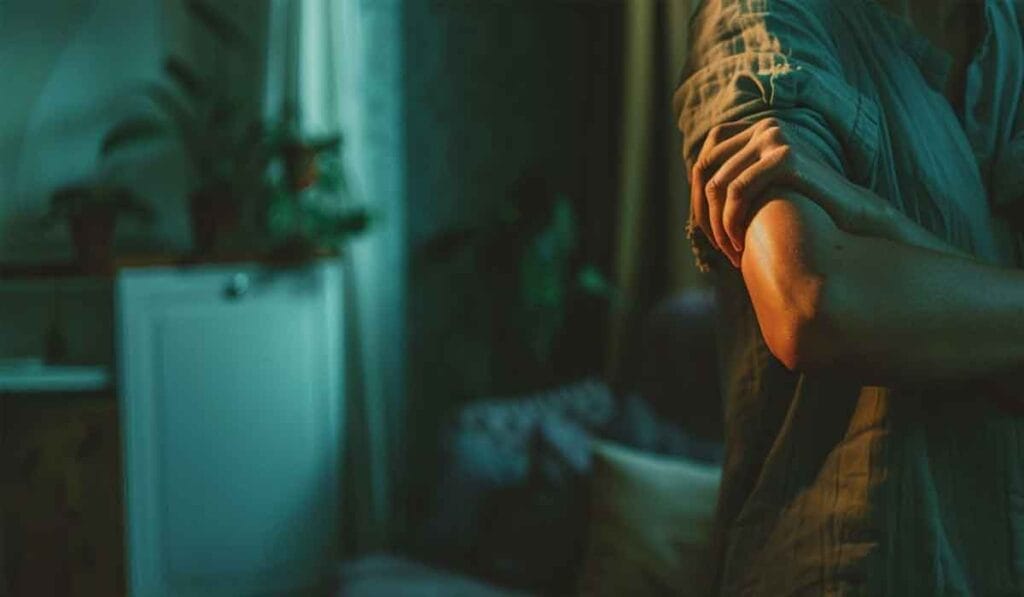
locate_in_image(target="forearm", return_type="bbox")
[795,156,976,261]
[743,194,1024,385]
[853,188,974,262]
[815,235,1024,384]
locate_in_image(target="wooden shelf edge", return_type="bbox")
[1,249,342,280]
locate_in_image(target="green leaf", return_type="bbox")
[163,56,206,100]
[100,118,167,156]
[237,120,266,154]
[236,122,272,178]
[185,0,252,49]
[111,189,156,223]
[42,184,156,225]
[141,84,203,165]
[142,84,196,129]
[208,97,241,130]
[576,264,613,297]
[327,210,371,237]
[50,184,91,207]
[307,134,342,153]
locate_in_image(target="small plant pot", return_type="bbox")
[189,189,241,256]
[69,211,116,274]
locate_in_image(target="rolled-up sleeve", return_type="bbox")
[674,0,881,270]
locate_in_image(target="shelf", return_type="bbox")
[0,250,342,280]
[0,365,112,393]
[113,250,340,270]
[0,261,95,279]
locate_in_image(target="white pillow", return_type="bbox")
[577,440,722,596]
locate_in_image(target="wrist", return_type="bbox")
[873,201,905,242]
[847,183,899,241]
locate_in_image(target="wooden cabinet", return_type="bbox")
[0,393,123,597]
[0,277,120,596]
[117,261,344,596]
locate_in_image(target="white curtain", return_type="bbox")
[264,0,406,552]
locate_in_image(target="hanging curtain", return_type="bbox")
[264,0,407,553]
[607,0,701,382]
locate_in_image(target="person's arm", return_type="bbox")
[743,191,1024,385]
[839,179,975,261]
[690,119,976,265]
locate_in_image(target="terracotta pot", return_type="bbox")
[69,211,116,274]
[189,188,241,256]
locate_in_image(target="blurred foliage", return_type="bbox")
[41,184,154,228]
[96,0,371,258]
[98,0,273,207]
[263,134,372,256]
[422,175,613,385]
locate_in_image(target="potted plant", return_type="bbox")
[99,0,272,255]
[42,184,154,273]
[264,132,371,260]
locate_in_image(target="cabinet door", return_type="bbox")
[117,262,343,597]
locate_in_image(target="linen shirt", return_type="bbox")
[674,1,1024,594]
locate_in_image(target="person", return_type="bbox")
[674,0,1024,594]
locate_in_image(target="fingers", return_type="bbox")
[707,144,759,255]
[690,122,752,183]
[705,175,740,266]
[690,124,758,266]
[693,159,740,267]
[722,146,791,252]
[697,126,756,177]
[690,155,708,238]
[705,121,749,148]
[688,120,789,268]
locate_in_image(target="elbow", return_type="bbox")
[761,316,803,373]
[762,298,834,373]
[740,194,849,374]
[747,256,842,373]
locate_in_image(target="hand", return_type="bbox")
[689,118,887,267]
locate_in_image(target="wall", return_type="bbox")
[0,0,171,262]
[0,0,269,353]
[0,0,269,264]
